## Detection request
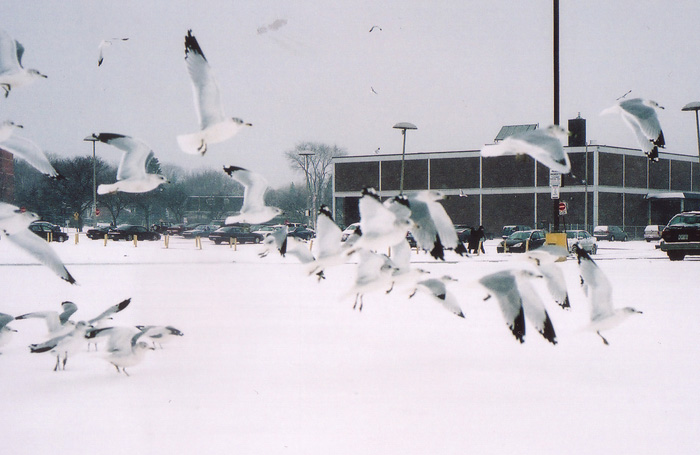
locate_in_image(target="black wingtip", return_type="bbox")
[63,272,77,285]
[185,29,205,59]
[92,132,126,143]
[318,205,333,220]
[454,242,468,256]
[29,344,53,353]
[116,298,131,312]
[559,295,571,310]
[510,306,526,343]
[429,235,445,261]
[223,165,246,176]
[361,187,380,200]
[51,173,66,181]
[279,237,288,256]
[540,311,558,345]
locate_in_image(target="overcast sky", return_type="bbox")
[4,1,700,186]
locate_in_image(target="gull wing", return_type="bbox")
[315,206,342,259]
[0,134,61,178]
[184,30,226,130]
[479,270,526,343]
[225,167,269,212]
[0,29,20,73]
[88,298,131,325]
[92,133,152,181]
[576,249,613,322]
[0,313,13,331]
[4,228,76,284]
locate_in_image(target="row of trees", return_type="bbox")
[11,142,346,229]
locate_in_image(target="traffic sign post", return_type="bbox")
[558,201,567,215]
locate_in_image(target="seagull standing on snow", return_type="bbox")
[177,30,252,155]
[136,325,184,349]
[481,125,571,174]
[573,244,642,345]
[0,313,17,352]
[601,98,665,162]
[97,38,128,67]
[223,166,282,224]
[0,29,47,97]
[0,133,63,179]
[91,133,168,194]
[478,268,557,344]
[29,321,90,371]
[85,326,154,376]
[0,203,76,284]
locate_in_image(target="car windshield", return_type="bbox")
[509,231,531,240]
[116,224,131,229]
[594,227,607,233]
[566,231,577,238]
[668,214,700,226]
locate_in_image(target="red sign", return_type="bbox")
[558,201,567,215]
[95,208,101,216]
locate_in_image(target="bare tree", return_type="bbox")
[285,142,346,228]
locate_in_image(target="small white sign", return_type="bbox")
[551,186,560,199]
[549,169,561,187]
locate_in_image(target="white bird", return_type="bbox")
[306,205,347,278]
[601,98,665,162]
[259,225,288,258]
[85,326,154,376]
[177,30,252,155]
[97,38,128,67]
[347,188,412,255]
[0,203,76,284]
[29,321,90,371]
[412,276,464,318]
[0,133,63,179]
[478,268,557,344]
[16,301,78,334]
[92,133,169,195]
[345,249,397,311]
[573,244,642,345]
[0,29,47,97]
[388,191,468,260]
[481,125,571,174]
[0,120,23,142]
[0,312,17,352]
[524,245,571,309]
[136,325,184,349]
[223,166,282,225]
[85,298,132,350]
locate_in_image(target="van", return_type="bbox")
[644,224,664,242]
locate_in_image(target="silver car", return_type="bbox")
[566,230,597,254]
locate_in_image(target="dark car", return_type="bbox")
[454,225,473,244]
[108,224,161,241]
[86,225,111,240]
[209,226,263,244]
[151,222,173,234]
[501,225,532,239]
[593,225,628,241]
[29,221,68,242]
[164,224,188,236]
[659,211,700,261]
[182,224,219,239]
[497,229,546,253]
[287,226,315,240]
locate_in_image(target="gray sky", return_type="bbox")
[4,1,700,186]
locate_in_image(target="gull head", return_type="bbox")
[232,117,253,127]
[622,307,643,315]
[28,69,48,79]
[645,100,664,110]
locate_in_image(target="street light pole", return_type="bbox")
[299,150,315,227]
[392,122,417,195]
[83,135,98,220]
[681,101,700,163]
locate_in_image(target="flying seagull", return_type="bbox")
[411,276,465,318]
[478,268,557,344]
[0,29,47,97]
[601,97,665,162]
[91,133,168,194]
[29,321,90,371]
[97,38,129,67]
[573,244,642,345]
[259,225,288,258]
[369,26,383,32]
[481,125,571,174]
[223,166,282,224]
[0,120,22,142]
[177,30,252,155]
[136,325,184,349]
[346,188,412,255]
[16,301,78,334]
[524,245,571,310]
[0,133,63,179]
[0,202,76,284]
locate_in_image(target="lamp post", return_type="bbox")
[83,135,98,220]
[392,122,417,195]
[681,101,700,163]
[299,150,315,227]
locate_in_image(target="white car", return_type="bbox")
[644,224,664,242]
[341,223,360,242]
[253,224,286,237]
[566,230,597,254]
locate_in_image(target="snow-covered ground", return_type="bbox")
[1,234,697,454]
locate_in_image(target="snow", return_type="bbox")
[1,234,698,454]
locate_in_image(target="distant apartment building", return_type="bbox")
[0,148,14,202]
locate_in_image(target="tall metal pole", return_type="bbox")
[399,130,407,195]
[92,140,97,218]
[695,110,700,162]
[552,0,561,232]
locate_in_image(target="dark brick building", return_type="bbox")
[0,148,14,202]
[333,145,700,237]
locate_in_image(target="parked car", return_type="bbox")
[287,226,315,240]
[86,225,111,240]
[497,229,546,253]
[565,230,597,254]
[208,226,264,244]
[182,224,219,239]
[454,225,473,244]
[164,224,188,236]
[593,225,628,241]
[253,225,285,237]
[108,224,161,241]
[659,211,700,261]
[643,224,665,242]
[501,225,532,239]
[29,221,68,242]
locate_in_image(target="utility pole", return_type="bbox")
[552,0,561,233]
